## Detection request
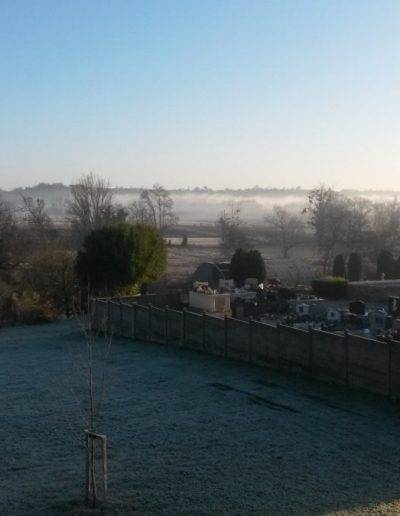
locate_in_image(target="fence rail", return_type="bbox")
[92,298,400,399]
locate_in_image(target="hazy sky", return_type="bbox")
[1,0,399,190]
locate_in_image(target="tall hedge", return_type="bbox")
[75,222,166,295]
[229,248,266,286]
[312,277,348,299]
[332,254,346,277]
[347,252,362,282]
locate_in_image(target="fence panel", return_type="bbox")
[348,335,389,395]
[311,330,347,384]
[166,309,183,344]
[390,341,400,398]
[135,304,149,340]
[184,311,204,351]
[93,300,108,331]
[279,325,310,374]
[226,318,249,361]
[149,306,166,344]
[252,322,279,366]
[120,303,134,338]
[204,315,225,355]
[109,301,121,334]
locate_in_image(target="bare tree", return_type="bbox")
[305,186,349,272]
[268,205,305,258]
[217,202,247,257]
[371,198,400,253]
[68,173,115,237]
[0,198,23,271]
[134,184,178,233]
[128,198,152,225]
[21,195,52,229]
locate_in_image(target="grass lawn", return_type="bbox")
[1,320,400,514]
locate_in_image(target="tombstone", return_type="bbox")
[326,309,341,324]
[218,278,235,290]
[392,319,400,339]
[296,303,310,316]
[192,262,225,289]
[245,278,259,289]
[388,296,400,315]
[368,309,387,335]
[349,299,366,315]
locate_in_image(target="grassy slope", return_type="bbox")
[1,320,400,515]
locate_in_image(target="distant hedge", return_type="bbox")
[311,277,348,299]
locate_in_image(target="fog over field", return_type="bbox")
[2,183,400,223]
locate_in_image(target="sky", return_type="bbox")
[1,0,399,191]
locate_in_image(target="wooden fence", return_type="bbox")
[92,298,400,399]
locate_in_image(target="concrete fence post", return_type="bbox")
[107,300,111,334]
[276,322,281,370]
[344,330,350,386]
[165,305,169,344]
[387,338,393,398]
[181,308,187,346]
[248,317,254,362]
[308,325,313,375]
[148,303,152,341]
[202,312,206,351]
[132,303,137,340]
[119,300,123,335]
[224,315,228,358]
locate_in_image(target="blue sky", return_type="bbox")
[1,0,399,190]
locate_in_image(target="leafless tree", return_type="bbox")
[21,195,52,229]
[217,202,248,257]
[67,173,115,237]
[128,198,152,225]
[371,198,400,253]
[132,184,178,233]
[268,205,305,258]
[67,308,112,509]
[0,198,23,271]
[304,186,350,272]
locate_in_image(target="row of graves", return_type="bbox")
[274,294,400,341]
[189,263,400,340]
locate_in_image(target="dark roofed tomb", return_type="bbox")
[192,262,225,289]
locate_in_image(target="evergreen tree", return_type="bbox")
[347,252,362,282]
[229,248,266,286]
[332,254,346,277]
[377,249,395,279]
[229,248,248,287]
[246,249,266,283]
[75,222,166,295]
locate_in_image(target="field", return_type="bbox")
[165,237,319,286]
[2,320,400,514]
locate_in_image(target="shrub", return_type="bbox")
[377,250,395,279]
[229,248,266,286]
[76,222,166,296]
[246,249,266,283]
[332,254,346,277]
[229,248,248,286]
[311,277,348,299]
[347,252,362,282]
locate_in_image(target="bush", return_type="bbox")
[332,254,345,277]
[229,248,266,286]
[246,249,266,283]
[377,250,397,279]
[229,248,248,286]
[75,222,166,296]
[311,277,348,299]
[347,252,362,282]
